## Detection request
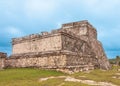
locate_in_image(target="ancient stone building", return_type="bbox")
[0,20,111,73]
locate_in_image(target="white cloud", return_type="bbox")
[24,0,58,20]
[76,0,120,17]
[0,0,59,21]
[1,0,120,20]
[4,26,25,37]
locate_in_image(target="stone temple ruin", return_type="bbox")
[0,20,111,73]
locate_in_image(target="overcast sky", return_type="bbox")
[0,0,120,58]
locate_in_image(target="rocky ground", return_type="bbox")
[39,76,117,86]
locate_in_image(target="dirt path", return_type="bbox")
[112,73,120,79]
[65,76,117,86]
[39,76,117,86]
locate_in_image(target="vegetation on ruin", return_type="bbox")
[109,56,120,65]
[0,66,120,86]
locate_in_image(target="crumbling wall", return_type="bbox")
[5,53,66,68]
[61,20,111,70]
[0,58,5,69]
[5,51,95,73]
[66,55,97,66]
[0,52,6,69]
[61,33,92,55]
[90,39,111,70]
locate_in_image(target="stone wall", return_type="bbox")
[0,52,7,69]
[12,34,62,54]
[61,33,92,55]
[65,55,97,66]
[5,51,95,73]
[5,51,67,68]
[90,39,111,70]
[0,59,5,69]
[61,21,111,70]
[62,20,97,39]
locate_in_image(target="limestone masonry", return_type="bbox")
[0,20,111,73]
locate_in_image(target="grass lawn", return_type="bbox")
[0,66,120,86]
[0,68,89,86]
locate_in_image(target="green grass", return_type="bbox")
[73,66,120,85]
[0,68,65,86]
[0,66,120,86]
[0,68,89,86]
